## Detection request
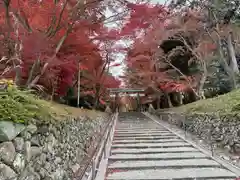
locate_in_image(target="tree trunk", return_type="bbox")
[175,92,183,106]
[215,28,237,89]
[94,83,101,109]
[188,89,199,102]
[198,71,207,99]
[77,61,81,107]
[166,93,173,108]
[227,32,239,74]
[179,92,183,105]
[157,96,160,109]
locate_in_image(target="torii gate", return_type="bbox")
[108,88,145,112]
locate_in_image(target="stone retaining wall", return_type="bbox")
[0,114,109,180]
[152,110,240,154]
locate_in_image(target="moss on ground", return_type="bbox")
[0,80,105,124]
[172,89,240,114]
[0,86,56,124]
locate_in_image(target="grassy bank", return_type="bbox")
[51,102,106,119]
[0,81,105,124]
[173,89,240,114]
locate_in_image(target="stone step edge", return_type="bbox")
[108,156,209,161]
[107,164,222,170]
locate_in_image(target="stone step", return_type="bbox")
[111,147,199,154]
[118,121,154,122]
[109,152,208,161]
[115,130,169,133]
[118,123,155,124]
[117,121,156,123]
[114,133,173,137]
[116,127,164,129]
[113,135,177,140]
[117,124,157,126]
[111,142,191,149]
[108,159,220,170]
[116,124,162,127]
[117,123,159,125]
[114,132,173,137]
[112,138,182,144]
[116,126,164,129]
[106,168,236,180]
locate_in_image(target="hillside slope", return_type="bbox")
[173,90,240,113]
[0,85,105,124]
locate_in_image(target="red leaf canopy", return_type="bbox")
[0,0,121,98]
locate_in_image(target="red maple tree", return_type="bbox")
[0,0,122,106]
[120,4,217,107]
[0,0,218,109]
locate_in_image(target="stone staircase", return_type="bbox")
[103,112,240,180]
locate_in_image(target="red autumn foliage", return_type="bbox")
[121,3,218,104]
[0,0,218,108]
[121,3,168,36]
[0,0,121,103]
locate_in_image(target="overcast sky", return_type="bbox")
[108,0,166,77]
